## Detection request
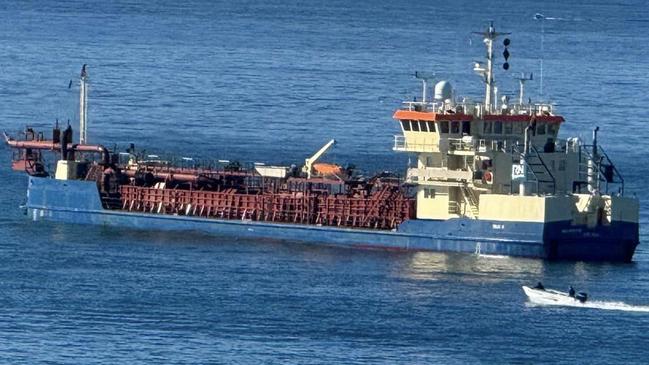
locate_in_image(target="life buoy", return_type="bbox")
[483,171,493,184]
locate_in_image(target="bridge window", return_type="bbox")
[461,121,471,135]
[537,123,546,135]
[411,120,420,132]
[514,122,525,134]
[440,121,449,134]
[451,121,459,134]
[418,120,428,132]
[427,121,436,132]
[424,188,435,198]
[504,122,513,135]
[494,121,503,134]
[483,121,492,134]
[401,120,411,131]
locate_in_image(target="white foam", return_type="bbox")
[527,297,649,313]
[477,254,509,259]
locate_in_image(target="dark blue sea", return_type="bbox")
[1,0,649,363]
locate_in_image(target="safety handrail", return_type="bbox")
[580,144,625,195]
[509,143,556,196]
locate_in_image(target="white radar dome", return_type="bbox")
[434,81,453,101]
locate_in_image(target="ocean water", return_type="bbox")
[1,0,649,363]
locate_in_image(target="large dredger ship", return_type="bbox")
[4,24,639,261]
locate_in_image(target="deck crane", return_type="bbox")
[302,139,336,179]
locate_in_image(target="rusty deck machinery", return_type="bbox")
[118,174,415,230]
[4,124,416,231]
[110,151,415,230]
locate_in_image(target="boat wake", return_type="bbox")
[477,253,509,259]
[527,299,649,313]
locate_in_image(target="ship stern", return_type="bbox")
[543,195,639,262]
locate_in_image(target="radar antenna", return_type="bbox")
[514,72,533,105]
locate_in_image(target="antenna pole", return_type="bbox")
[79,64,88,144]
[540,19,544,97]
[422,79,427,103]
[485,23,495,113]
[414,72,435,106]
[534,15,545,97]
[515,73,533,105]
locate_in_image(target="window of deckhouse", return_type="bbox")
[401,120,411,131]
[483,121,492,134]
[504,122,512,135]
[419,120,428,132]
[440,121,449,134]
[411,120,420,132]
[547,123,557,136]
[513,122,524,134]
[451,121,459,134]
[461,121,471,135]
[427,121,436,132]
[494,121,503,134]
[537,123,546,135]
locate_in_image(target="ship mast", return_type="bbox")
[79,64,89,145]
[473,22,509,114]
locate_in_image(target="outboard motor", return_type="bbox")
[575,292,588,303]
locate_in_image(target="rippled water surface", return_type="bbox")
[1,0,649,363]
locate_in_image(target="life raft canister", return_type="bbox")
[483,171,493,184]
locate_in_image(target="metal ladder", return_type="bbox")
[511,144,556,195]
[461,185,480,218]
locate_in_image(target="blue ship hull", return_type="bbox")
[25,177,639,262]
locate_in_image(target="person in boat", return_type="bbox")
[568,286,575,297]
[533,282,545,290]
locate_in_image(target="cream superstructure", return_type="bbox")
[392,23,635,227]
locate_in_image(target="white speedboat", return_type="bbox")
[522,286,588,306]
[523,285,649,312]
